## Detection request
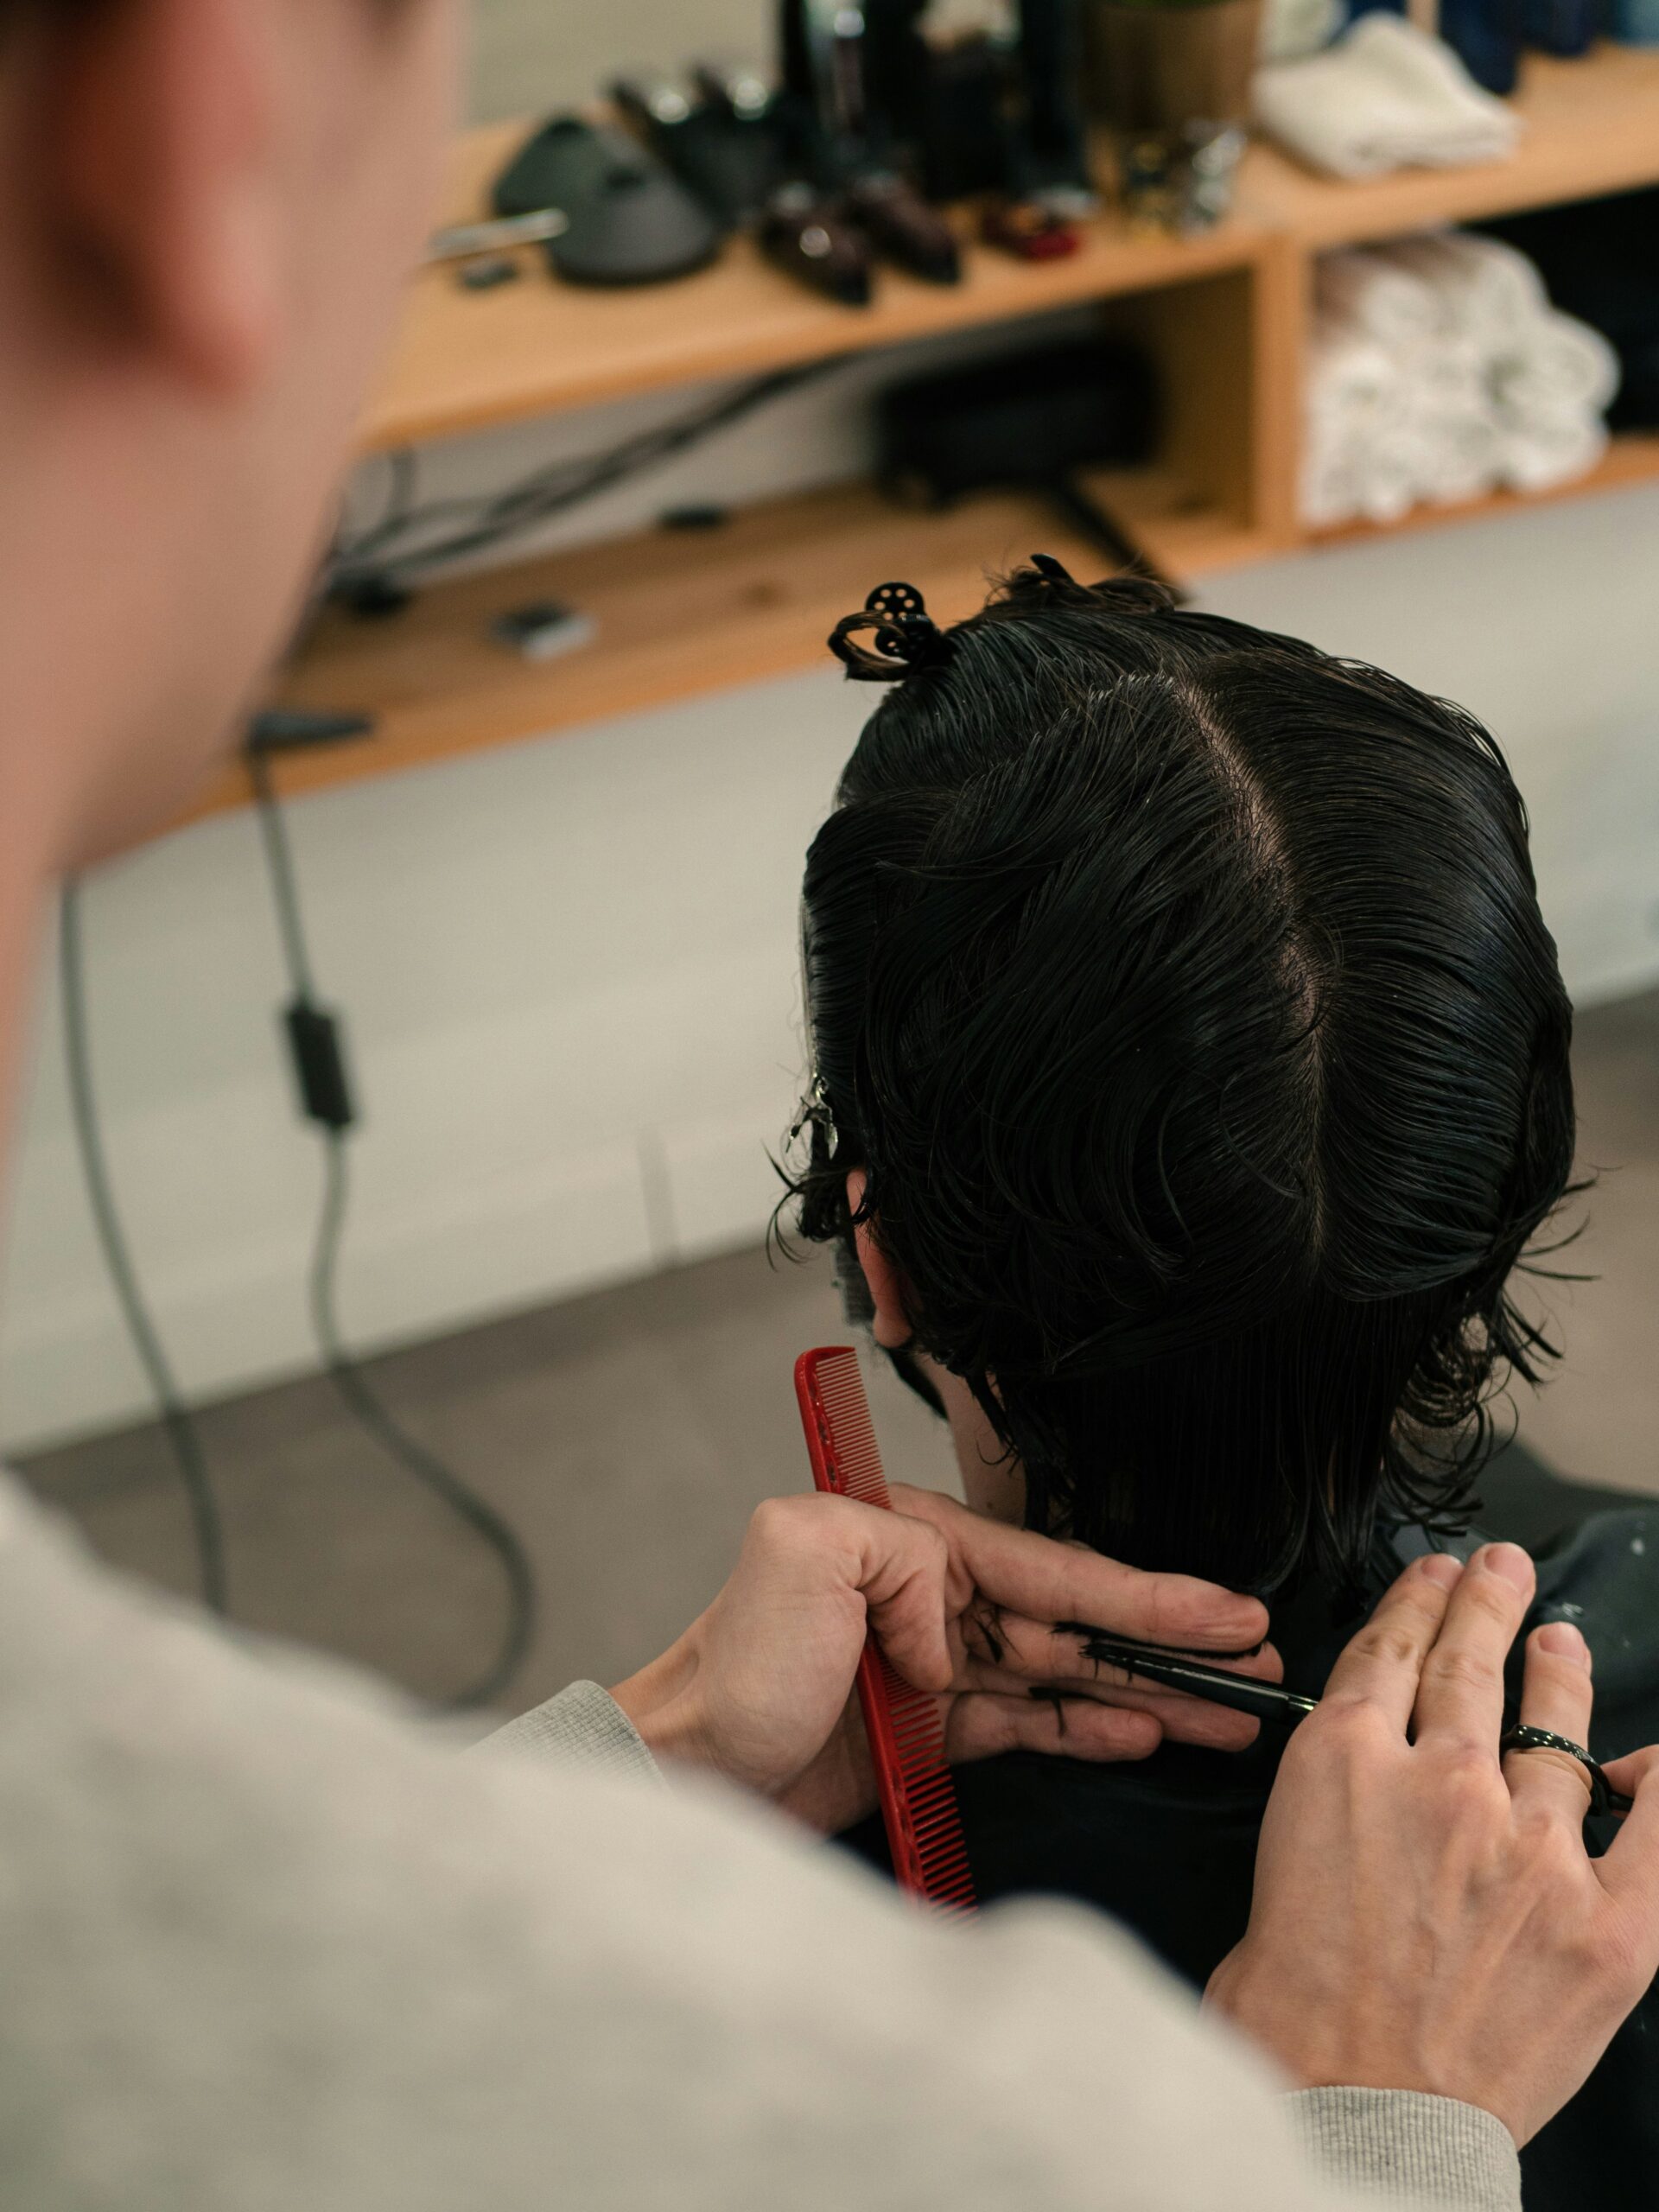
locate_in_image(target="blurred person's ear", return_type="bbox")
[51,0,284,392]
[846,1171,913,1350]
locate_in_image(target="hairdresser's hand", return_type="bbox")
[608,1484,1279,1834]
[1206,1543,1659,2146]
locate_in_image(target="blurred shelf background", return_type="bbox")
[179,46,1659,828]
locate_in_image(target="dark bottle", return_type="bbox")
[1522,0,1598,51]
[1439,0,1523,94]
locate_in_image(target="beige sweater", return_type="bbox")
[0,1475,1519,2210]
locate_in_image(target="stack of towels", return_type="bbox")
[1302,231,1622,529]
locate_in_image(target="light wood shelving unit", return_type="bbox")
[186,45,1659,827]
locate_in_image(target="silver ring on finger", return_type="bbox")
[1499,1724,1630,1819]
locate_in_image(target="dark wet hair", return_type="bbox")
[785,563,1577,1599]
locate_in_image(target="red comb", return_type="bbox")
[794,1346,976,1915]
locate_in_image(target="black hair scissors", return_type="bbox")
[1059,1625,1632,1819]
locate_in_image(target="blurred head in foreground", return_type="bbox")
[0,0,454,866]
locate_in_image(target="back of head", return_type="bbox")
[789,565,1575,1598]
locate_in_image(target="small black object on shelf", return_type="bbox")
[876,338,1179,595]
[613,65,786,226]
[760,182,874,305]
[491,601,595,662]
[334,575,415,621]
[457,256,523,292]
[491,115,725,286]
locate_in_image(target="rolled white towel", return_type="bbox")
[1491,312,1622,421]
[1372,231,1548,339]
[1301,439,1429,527]
[1254,16,1522,181]
[1306,321,1410,426]
[1300,443,1363,529]
[1403,398,1503,505]
[1300,225,1615,524]
[1496,408,1609,495]
[1301,315,1442,525]
[1315,249,1441,352]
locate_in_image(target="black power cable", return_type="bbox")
[59,880,229,1612]
[327,359,836,598]
[247,742,536,1709]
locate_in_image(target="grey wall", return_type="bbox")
[467,0,771,122]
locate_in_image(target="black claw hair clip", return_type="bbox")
[828,580,953,682]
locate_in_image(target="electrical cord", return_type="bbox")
[333,447,421,569]
[247,742,536,1708]
[59,880,229,1613]
[327,359,836,596]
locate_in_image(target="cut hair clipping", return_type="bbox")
[828,580,953,682]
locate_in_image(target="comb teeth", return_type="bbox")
[795,1346,977,1916]
[805,1348,887,1506]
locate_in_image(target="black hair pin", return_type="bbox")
[828,580,952,682]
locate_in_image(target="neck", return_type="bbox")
[916,1351,1027,1523]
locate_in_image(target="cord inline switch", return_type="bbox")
[284,1001,355,1134]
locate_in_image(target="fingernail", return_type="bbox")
[1538,1619,1592,1670]
[1479,1542,1534,1595]
[1419,1554,1464,1590]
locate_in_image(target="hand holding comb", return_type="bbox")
[793,1346,976,1912]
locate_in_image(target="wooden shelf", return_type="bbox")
[363,125,1266,453]
[187,471,1271,824]
[163,43,1659,841]
[1237,46,1659,247]
[365,48,1659,455]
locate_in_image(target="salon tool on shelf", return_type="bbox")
[693,54,774,122]
[760,183,874,304]
[781,0,874,176]
[1012,0,1095,215]
[425,209,569,264]
[776,7,964,290]
[612,66,785,226]
[794,1347,976,1912]
[491,115,724,285]
[1067,1626,1635,1818]
[981,196,1080,260]
[843,170,963,284]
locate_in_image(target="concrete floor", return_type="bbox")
[13,1233,953,1717]
[16,986,1659,1721]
